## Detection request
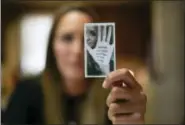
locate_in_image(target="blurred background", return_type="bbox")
[1,0,184,124]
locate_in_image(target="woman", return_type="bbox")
[86,25,98,49]
[4,5,146,124]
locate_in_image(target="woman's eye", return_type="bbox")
[61,34,73,43]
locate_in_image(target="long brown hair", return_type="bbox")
[41,4,99,124]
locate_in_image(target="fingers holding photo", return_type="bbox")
[104,69,146,124]
[103,68,142,90]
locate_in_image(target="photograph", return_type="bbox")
[2,1,184,125]
[85,23,116,78]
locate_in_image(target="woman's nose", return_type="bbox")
[73,39,84,55]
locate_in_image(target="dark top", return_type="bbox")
[1,109,5,123]
[3,77,112,125]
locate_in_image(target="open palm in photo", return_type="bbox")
[85,23,116,78]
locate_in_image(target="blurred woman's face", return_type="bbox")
[53,11,92,80]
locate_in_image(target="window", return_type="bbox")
[20,14,53,76]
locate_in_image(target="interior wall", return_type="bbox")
[1,1,150,69]
[151,1,184,123]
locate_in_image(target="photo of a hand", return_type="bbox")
[85,24,115,75]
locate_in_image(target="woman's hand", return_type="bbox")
[103,69,147,124]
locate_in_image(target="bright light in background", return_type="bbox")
[20,14,53,76]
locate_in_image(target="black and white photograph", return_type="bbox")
[2,1,184,124]
[84,23,116,78]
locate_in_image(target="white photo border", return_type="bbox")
[84,22,116,78]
